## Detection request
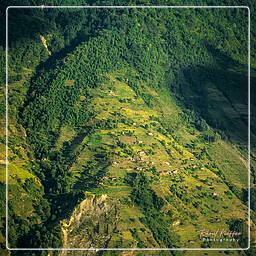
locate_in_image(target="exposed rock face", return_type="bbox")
[39,35,51,55]
[61,195,118,256]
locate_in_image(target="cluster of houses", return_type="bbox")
[159,170,178,176]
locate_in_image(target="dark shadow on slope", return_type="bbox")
[5,6,90,48]
[170,46,255,147]
[7,8,53,46]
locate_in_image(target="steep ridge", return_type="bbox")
[0,2,255,255]
[51,70,248,250]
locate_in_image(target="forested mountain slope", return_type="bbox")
[0,1,256,256]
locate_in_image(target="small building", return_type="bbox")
[172,220,181,226]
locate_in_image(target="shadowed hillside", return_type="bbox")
[0,1,255,256]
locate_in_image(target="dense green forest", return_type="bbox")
[0,1,256,256]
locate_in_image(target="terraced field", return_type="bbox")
[1,3,255,255]
[54,71,250,250]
